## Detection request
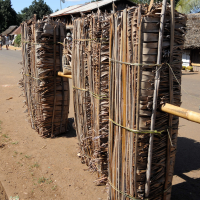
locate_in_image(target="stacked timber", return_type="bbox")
[72,11,110,184]
[108,2,186,200]
[20,17,69,137]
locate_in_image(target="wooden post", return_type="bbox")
[134,6,142,197]
[145,0,167,197]
[164,0,175,199]
[51,26,57,137]
[121,9,127,200]
[108,14,114,199]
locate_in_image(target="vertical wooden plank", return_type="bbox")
[108,14,114,200]
[121,8,127,200]
[164,0,175,199]
[51,26,57,137]
[134,7,142,197]
[145,0,167,197]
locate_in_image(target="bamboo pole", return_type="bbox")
[145,0,167,197]
[191,63,200,67]
[57,71,72,79]
[161,103,200,124]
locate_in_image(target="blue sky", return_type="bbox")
[11,0,89,13]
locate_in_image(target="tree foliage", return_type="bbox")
[14,33,21,47]
[0,0,18,33]
[19,0,53,22]
[176,0,200,14]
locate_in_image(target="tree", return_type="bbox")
[19,0,53,22]
[176,0,200,14]
[0,0,18,33]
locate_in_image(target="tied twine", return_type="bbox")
[21,41,64,46]
[108,178,149,200]
[73,38,109,43]
[109,118,164,135]
[108,178,172,199]
[109,58,162,67]
[73,86,109,100]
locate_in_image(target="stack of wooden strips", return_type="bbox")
[20,17,69,137]
[72,11,110,184]
[108,3,186,200]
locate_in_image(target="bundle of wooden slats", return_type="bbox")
[108,2,186,200]
[72,11,110,184]
[20,17,69,137]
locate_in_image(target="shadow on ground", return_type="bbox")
[171,137,200,200]
[0,181,8,200]
[56,118,76,138]
[182,72,199,75]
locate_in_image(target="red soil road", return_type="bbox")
[0,50,107,200]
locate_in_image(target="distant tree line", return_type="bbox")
[0,0,53,33]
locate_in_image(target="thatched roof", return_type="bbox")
[1,26,18,36]
[10,26,21,35]
[184,13,200,49]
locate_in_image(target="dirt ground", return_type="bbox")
[0,49,200,200]
[0,50,107,200]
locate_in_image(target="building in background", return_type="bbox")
[182,13,200,71]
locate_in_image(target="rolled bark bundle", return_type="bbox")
[72,11,110,185]
[20,17,69,137]
[108,3,186,200]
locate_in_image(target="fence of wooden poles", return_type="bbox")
[20,17,70,137]
[72,2,186,200]
[20,1,186,200]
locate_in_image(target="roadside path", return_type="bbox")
[0,50,107,200]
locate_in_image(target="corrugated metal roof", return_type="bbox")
[10,26,21,35]
[66,0,116,14]
[50,0,118,17]
[1,26,18,36]
[50,4,82,17]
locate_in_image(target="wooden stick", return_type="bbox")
[57,71,72,79]
[161,103,200,124]
[145,0,167,197]
[164,1,175,199]
[134,7,142,197]
[191,63,200,67]
[121,9,127,199]
[51,26,57,137]
[108,14,114,199]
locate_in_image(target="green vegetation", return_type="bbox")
[187,66,194,72]
[38,176,46,184]
[12,141,19,145]
[38,176,53,184]
[25,155,31,159]
[18,0,53,22]
[52,185,57,190]
[31,162,39,168]
[176,0,200,14]
[0,0,18,33]
[2,134,8,138]
[14,34,21,47]
[0,0,53,33]
[182,66,186,70]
